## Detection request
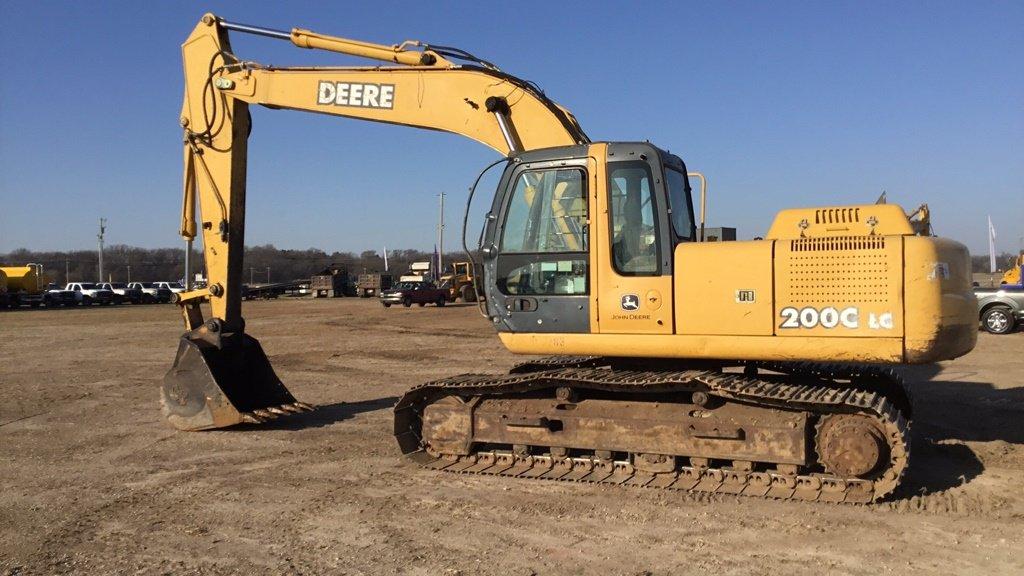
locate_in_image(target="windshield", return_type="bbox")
[665,168,695,241]
[79,283,97,289]
[110,283,126,288]
[142,283,158,288]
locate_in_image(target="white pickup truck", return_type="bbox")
[66,282,115,306]
[98,282,143,305]
[128,282,172,304]
[154,281,186,294]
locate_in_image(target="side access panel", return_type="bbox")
[674,241,774,335]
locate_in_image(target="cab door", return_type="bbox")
[483,153,592,334]
[593,143,674,334]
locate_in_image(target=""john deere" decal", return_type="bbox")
[317,81,395,109]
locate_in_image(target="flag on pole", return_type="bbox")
[988,215,997,273]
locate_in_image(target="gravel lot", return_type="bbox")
[1,299,1022,575]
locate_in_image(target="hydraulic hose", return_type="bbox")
[462,157,511,318]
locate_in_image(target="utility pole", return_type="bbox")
[127,264,132,283]
[97,218,107,282]
[65,258,70,284]
[437,192,445,278]
[250,267,254,285]
[266,266,271,284]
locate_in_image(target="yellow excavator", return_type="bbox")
[165,14,978,503]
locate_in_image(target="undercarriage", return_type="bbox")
[395,357,911,504]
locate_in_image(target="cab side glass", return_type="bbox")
[665,168,695,241]
[609,163,660,275]
[501,169,587,253]
[498,168,589,295]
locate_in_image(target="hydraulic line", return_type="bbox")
[461,157,511,317]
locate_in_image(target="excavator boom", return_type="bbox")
[166,14,588,430]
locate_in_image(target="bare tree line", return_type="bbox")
[1,245,468,285]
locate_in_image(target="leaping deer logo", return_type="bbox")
[620,294,640,311]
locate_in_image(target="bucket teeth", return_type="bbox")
[241,413,265,424]
[240,404,313,425]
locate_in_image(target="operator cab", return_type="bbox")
[480,142,694,335]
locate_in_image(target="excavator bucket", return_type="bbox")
[161,332,312,430]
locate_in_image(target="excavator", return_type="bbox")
[165,14,978,503]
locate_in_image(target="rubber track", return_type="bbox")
[394,364,909,504]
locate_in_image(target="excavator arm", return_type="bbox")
[163,14,588,430]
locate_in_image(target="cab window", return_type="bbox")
[665,168,695,241]
[498,167,589,295]
[501,169,587,253]
[609,163,660,275]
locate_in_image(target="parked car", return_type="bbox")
[974,286,1024,334]
[128,282,172,304]
[98,282,143,304]
[65,282,114,306]
[380,281,449,308]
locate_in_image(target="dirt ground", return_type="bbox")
[1,299,1022,575]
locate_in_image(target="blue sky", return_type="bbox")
[1,1,1021,255]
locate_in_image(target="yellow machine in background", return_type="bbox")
[165,14,977,503]
[0,264,49,308]
[438,262,477,302]
[1002,252,1024,286]
[1,266,41,293]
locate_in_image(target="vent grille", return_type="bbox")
[785,254,890,304]
[782,237,892,306]
[790,236,885,252]
[815,207,860,225]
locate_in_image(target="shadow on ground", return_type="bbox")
[888,364,1024,498]
[894,435,985,498]
[230,396,399,431]
[903,366,1024,445]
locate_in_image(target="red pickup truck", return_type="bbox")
[379,281,448,308]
